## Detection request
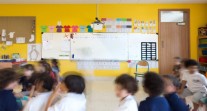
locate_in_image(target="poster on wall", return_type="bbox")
[27,44,41,61]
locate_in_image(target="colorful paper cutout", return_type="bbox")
[48,26,55,32]
[87,25,93,32]
[79,26,86,32]
[72,25,79,32]
[8,32,15,38]
[64,25,71,32]
[40,26,48,32]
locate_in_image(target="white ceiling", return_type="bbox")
[0,0,207,4]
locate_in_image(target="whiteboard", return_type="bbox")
[71,33,128,60]
[42,33,71,59]
[128,33,158,60]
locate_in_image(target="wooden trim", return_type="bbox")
[158,9,190,73]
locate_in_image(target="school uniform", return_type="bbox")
[139,96,171,111]
[48,93,86,111]
[23,92,52,111]
[0,90,19,111]
[115,95,138,111]
[165,92,189,111]
[180,72,207,103]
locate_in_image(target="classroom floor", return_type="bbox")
[85,77,147,111]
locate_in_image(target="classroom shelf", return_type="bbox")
[199,36,207,39]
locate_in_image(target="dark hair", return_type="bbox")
[184,59,199,68]
[64,72,85,94]
[143,72,164,96]
[51,59,59,66]
[163,74,180,88]
[22,64,34,71]
[38,60,52,74]
[0,68,21,89]
[35,73,55,91]
[115,74,138,95]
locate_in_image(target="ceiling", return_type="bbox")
[0,0,207,4]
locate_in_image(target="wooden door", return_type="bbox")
[159,9,190,74]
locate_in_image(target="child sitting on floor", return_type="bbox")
[114,74,138,111]
[139,72,171,111]
[0,68,21,111]
[163,74,189,111]
[45,72,86,111]
[23,74,55,111]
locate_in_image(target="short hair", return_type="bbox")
[35,73,55,91]
[64,72,85,94]
[184,59,199,68]
[51,59,59,66]
[163,74,180,88]
[22,64,34,71]
[0,68,21,89]
[115,74,138,95]
[143,72,164,96]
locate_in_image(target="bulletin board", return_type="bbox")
[0,16,36,44]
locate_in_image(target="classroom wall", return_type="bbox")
[0,4,206,76]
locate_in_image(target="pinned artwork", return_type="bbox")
[27,44,41,61]
[29,34,35,42]
[79,26,86,33]
[41,26,48,33]
[48,26,55,32]
[6,41,12,46]
[72,25,79,32]
[8,32,15,38]
[56,21,63,32]
[64,25,71,32]
[16,37,26,44]
[87,25,93,32]
[91,23,103,30]
[1,29,6,41]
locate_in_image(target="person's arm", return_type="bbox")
[177,80,187,94]
[45,84,60,111]
[200,75,207,86]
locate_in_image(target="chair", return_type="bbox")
[134,60,149,82]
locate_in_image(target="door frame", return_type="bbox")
[158,9,190,73]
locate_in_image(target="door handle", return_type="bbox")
[162,41,164,48]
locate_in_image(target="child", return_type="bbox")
[179,59,207,111]
[172,57,182,78]
[114,74,138,111]
[163,74,189,111]
[36,60,56,80]
[19,64,35,92]
[45,72,86,111]
[0,68,20,111]
[23,74,55,111]
[139,72,171,111]
[51,59,61,81]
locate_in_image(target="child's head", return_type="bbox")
[36,61,52,74]
[143,72,164,97]
[51,59,59,67]
[22,64,34,77]
[115,74,138,99]
[0,68,21,90]
[174,57,181,65]
[184,59,199,74]
[34,74,55,92]
[162,74,180,94]
[60,72,85,94]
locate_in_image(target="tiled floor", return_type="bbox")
[85,77,147,111]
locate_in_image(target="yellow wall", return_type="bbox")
[0,4,206,76]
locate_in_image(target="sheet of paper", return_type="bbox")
[77,61,120,70]
[16,37,25,43]
[61,40,71,52]
[27,44,42,61]
[6,41,12,46]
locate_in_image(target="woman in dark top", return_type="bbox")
[0,68,20,111]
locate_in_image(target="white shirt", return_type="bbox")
[23,92,52,111]
[115,95,138,111]
[182,72,207,93]
[48,93,86,111]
